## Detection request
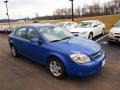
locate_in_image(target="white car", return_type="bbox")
[55,21,77,30]
[108,20,120,42]
[69,20,105,39]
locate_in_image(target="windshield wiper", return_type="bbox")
[50,40,61,42]
[62,36,73,40]
[50,37,73,42]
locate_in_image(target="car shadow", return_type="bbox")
[108,41,120,46]
[15,55,105,80]
[93,33,108,41]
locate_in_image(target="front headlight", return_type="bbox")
[79,31,87,34]
[109,31,113,34]
[109,30,114,35]
[70,54,91,63]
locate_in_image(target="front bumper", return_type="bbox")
[77,59,105,76]
[72,32,89,39]
[79,34,89,39]
[65,51,106,76]
[108,34,120,42]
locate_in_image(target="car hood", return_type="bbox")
[50,37,101,55]
[69,28,92,33]
[110,27,120,33]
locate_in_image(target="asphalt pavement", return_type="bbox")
[0,34,120,90]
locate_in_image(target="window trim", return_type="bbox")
[26,27,40,40]
[15,26,27,39]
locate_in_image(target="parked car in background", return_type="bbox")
[55,21,77,30]
[8,24,106,79]
[69,20,105,39]
[108,20,120,43]
[0,27,2,33]
[4,27,13,34]
[0,26,5,34]
[0,26,13,34]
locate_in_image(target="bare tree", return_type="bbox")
[82,5,89,16]
[62,8,69,18]
[53,9,62,16]
[113,0,120,13]
[52,0,120,19]
[35,12,40,20]
[75,7,81,16]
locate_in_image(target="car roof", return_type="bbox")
[81,20,100,23]
[20,23,54,27]
[56,21,76,24]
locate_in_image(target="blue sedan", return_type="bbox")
[8,24,106,79]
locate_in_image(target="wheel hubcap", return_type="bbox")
[89,34,93,39]
[103,30,105,35]
[50,61,62,77]
[11,47,16,56]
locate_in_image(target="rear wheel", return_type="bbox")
[47,57,66,79]
[88,33,93,40]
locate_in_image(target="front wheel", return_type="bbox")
[101,29,105,35]
[47,58,66,79]
[11,45,19,57]
[88,33,93,40]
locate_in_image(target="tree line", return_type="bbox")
[34,0,120,20]
[53,0,120,19]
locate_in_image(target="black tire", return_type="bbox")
[47,57,66,79]
[108,40,113,44]
[88,33,93,40]
[11,45,19,57]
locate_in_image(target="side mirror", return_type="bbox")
[30,38,42,45]
[93,25,98,28]
[111,25,114,27]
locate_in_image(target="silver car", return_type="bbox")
[108,20,120,43]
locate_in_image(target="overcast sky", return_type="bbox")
[0,0,111,19]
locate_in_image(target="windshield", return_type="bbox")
[114,20,120,28]
[55,23,65,27]
[76,22,92,28]
[39,26,74,42]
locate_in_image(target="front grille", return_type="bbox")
[115,33,120,38]
[115,33,120,35]
[92,49,103,59]
[72,32,79,36]
[115,36,120,38]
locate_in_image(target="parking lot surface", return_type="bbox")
[0,34,120,90]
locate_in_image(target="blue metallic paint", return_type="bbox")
[8,24,106,76]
